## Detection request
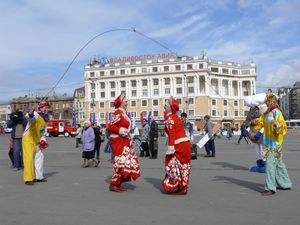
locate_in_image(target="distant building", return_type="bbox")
[73,87,86,125]
[278,87,291,119]
[290,81,300,119]
[10,95,74,120]
[83,53,256,129]
[0,103,11,122]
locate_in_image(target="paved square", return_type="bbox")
[0,133,299,225]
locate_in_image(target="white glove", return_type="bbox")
[119,127,129,137]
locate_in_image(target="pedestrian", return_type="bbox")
[92,123,102,161]
[162,97,191,195]
[180,112,194,142]
[255,93,292,196]
[75,124,82,148]
[108,93,140,192]
[237,121,249,144]
[140,118,150,157]
[22,100,50,185]
[149,115,158,159]
[81,121,99,168]
[226,125,233,140]
[7,108,27,170]
[204,115,216,157]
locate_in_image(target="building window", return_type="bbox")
[110,102,114,108]
[90,72,95,77]
[176,77,182,84]
[232,69,238,75]
[199,63,203,69]
[222,68,229,74]
[131,100,136,107]
[165,88,171,95]
[131,90,137,97]
[188,87,194,94]
[234,100,238,106]
[177,98,182,104]
[153,79,159,86]
[153,89,159,95]
[90,83,95,90]
[177,87,182,94]
[153,111,159,117]
[91,92,95,98]
[100,71,105,76]
[111,91,115,98]
[224,110,228,116]
[142,79,147,86]
[224,100,227,106]
[110,81,115,89]
[153,99,158,106]
[130,68,136,74]
[175,65,181,71]
[153,67,158,72]
[235,111,238,116]
[99,102,104,108]
[212,99,216,105]
[130,112,137,118]
[100,82,105,89]
[100,92,105,98]
[121,81,126,88]
[142,89,148,96]
[120,69,125,75]
[110,70,115,76]
[211,67,218,73]
[242,69,250,75]
[187,64,193,70]
[131,80,137,87]
[141,67,147,73]
[188,110,194,116]
[188,98,194,105]
[187,76,194,83]
[100,113,105,119]
[212,110,216,116]
[164,66,169,71]
[164,78,170,85]
[142,100,147,107]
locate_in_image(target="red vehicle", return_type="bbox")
[46,120,77,137]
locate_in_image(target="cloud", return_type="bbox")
[149,14,207,38]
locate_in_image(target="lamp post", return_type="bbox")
[184,74,189,117]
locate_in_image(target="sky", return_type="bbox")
[0,0,300,103]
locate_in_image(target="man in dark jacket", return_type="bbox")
[149,115,158,159]
[7,108,27,170]
[92,123,102,161]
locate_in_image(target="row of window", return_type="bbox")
[89,63,251,77]
[91,98,239,109]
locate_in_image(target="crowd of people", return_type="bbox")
[4,91,292,196]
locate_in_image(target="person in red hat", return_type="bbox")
[107,93,140,192]
[162,97,191,195]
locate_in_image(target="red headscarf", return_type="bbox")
[114,93,126,108]
[167,97,179,114]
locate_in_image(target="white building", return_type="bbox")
[83,53,256,129]
[0,103,11,122]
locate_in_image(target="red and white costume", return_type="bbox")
[108,104,140,187]
[162,99,191,193]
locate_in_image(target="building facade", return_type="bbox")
[278,87,291,119]
[290,81,300,119]
[84,53,256,129]
[10,95,74,120]
[0,103,11,122]
[73,87,86,125]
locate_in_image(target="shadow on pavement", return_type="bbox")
[213,176,264,192]
[105,176,137,190]
[144,177,164,193]
[44,171,59,179]
[211,162,249,171]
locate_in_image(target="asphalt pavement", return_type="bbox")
[0,133,299,225]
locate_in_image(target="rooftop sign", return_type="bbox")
[109,53,176,64]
